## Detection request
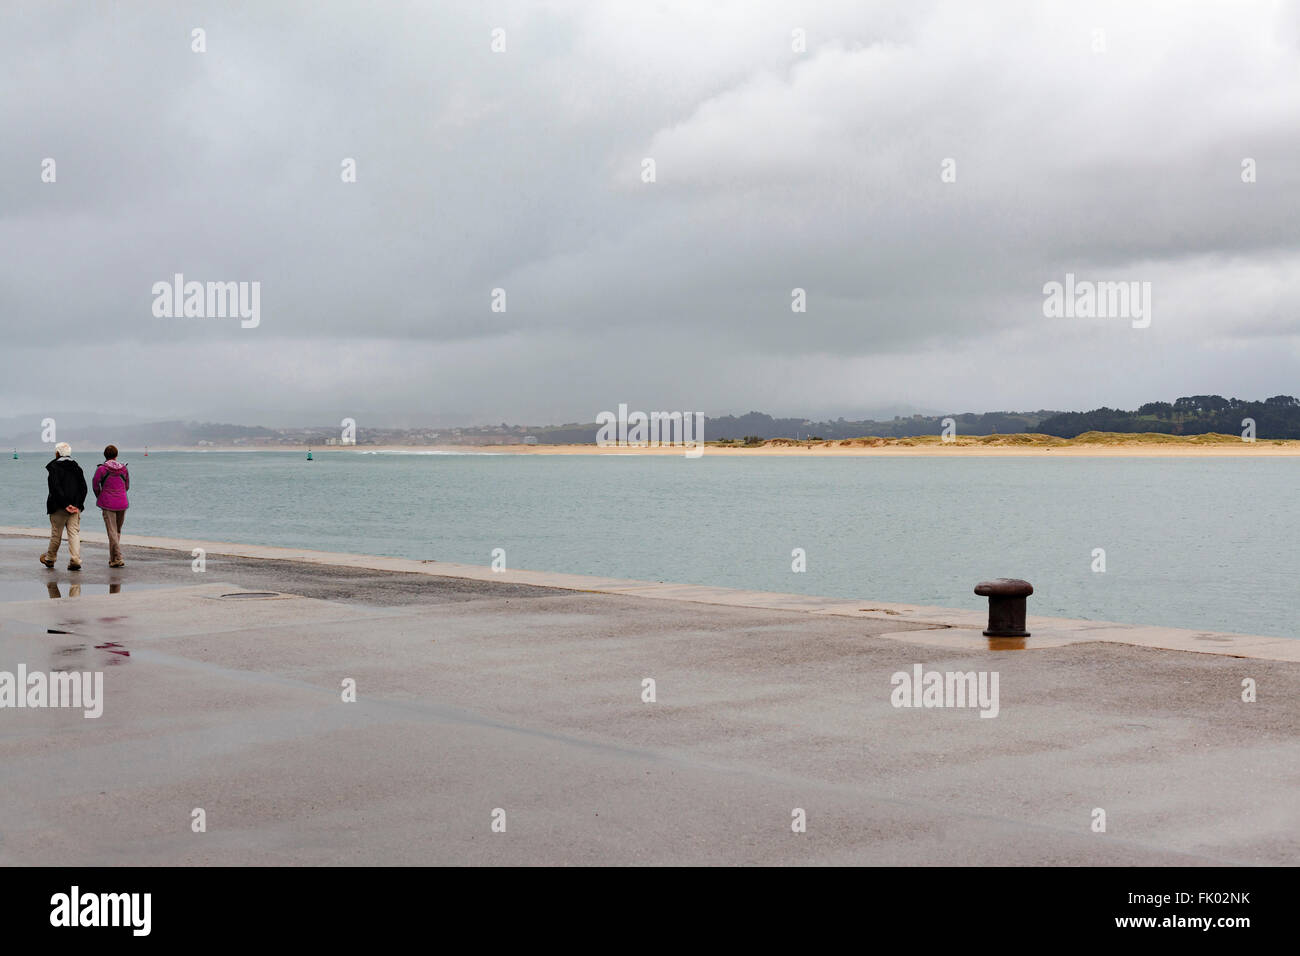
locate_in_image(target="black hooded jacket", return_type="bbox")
[46,457,88,515]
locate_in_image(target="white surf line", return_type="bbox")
[2,527,1296,661]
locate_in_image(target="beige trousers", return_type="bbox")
[102,509,126,563]
[46,510,82,565]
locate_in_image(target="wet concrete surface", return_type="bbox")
[1,534,1297,865]
[2,533,559,606]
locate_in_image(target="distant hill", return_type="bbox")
[2,396,1295,447]
[0,411,1059,448]
[0,420,277,451]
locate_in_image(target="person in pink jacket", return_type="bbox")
[92,445,130,568]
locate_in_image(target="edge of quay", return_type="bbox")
[3,526,1296,662]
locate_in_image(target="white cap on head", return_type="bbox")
[55,442,72,458]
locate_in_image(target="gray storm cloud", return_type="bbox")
[2,0,1298,426]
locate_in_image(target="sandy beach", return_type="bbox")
[156,437,1300,457]
[482,439,1300,457]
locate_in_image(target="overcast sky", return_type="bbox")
[3,0,1299,427]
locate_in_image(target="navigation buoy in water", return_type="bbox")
[11,449,16,459]
[307,449,313,461]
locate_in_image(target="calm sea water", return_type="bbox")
[2,451,1296,638]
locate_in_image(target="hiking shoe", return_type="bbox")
[67,563,81,571]
[40,555,54,568]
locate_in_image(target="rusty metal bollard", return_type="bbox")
[974,578,1033,637]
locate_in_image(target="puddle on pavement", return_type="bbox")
[0,579,173,602]
[0,619,133,669]
[47,639,132,667]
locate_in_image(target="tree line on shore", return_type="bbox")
[1035,395,1300,439]
[685,396,1300,441]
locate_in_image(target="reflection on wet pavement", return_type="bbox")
[0,537,145,600]
[47,638,131,668]
[94,641,130,663]
[986,636,1028,650]
[0,621,132,673]
[9,577,133,601]
[45,581,125,598]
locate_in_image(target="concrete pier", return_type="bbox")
[1,530,1296,865]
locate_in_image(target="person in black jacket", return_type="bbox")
[42,442,88,571]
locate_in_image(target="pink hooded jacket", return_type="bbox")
[93,460,130,511]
